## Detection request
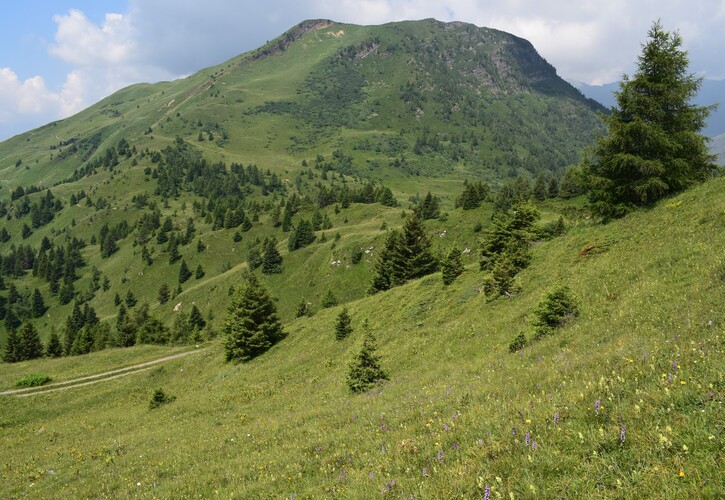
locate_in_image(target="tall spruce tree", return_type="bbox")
[583,21,716,219]
[46,330,63,358]
[261,238,283,274]
[223,274,284,362]
[347,321,387,393]
[19,321,44,360]
[2,328,21,362]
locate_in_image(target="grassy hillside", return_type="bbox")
[1,176,722,497]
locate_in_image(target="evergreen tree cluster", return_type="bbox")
[414,192,441,220]
[2,321,45,362]
[369,213,438,294]
[480,203,540,298]
[455,181,491,210]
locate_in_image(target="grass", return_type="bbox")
[0,176,722,497]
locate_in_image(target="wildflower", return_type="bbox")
[620,425,626,444]
[532,440,537,450]
[452,442,459,450]
[484,485,491,500]
[477,439,483,446]
[422,467,428,477]
[679,470,685,478]
[594,399,601,416]
[525,432,531,446]
[369,471,374,480]
[437,450,444,463]
[554,412,559,425]
[672,360,678,370]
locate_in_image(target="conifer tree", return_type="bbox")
[441,247,465,285]
[46,330,63,358]
[533,173,548,201]
[223,274,284,362]
[261,238,283,274]
[2,328,21,362]
[125,290,137,308]
[335,308,353,340]
[189,304,206,331]
[158,283,170,304]
[397,211,438,281]
[347,321,387,393]
[32,288,46,317]
[583,21,716,219]
[19,321,44,360]
[195,264,205,279]
[178,259,192,283]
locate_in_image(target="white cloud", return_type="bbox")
[2,0,724,140]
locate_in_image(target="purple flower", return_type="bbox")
[452,442,459,450]
[554,412,559,425]
[444,424,449,431]
[437,450,444,463]
[369,471,374,480]
[484,485,491,500]
[672,360,678,370]
[422,467,428,477]
[525,432,531,446]
[620,425,626,444]
[595,399,601,416]
[532,440,537,450]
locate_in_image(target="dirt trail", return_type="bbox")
[0,348,206,397]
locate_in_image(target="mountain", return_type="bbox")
[711,132,725,165]
[572,78,725,137]
[0,18,605,342]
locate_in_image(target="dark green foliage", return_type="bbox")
[195,264,205,279]
[0,227,10,243]
[15,373,53,387]
[2,328,21,362]
[149,388,176,409]
[583,22,716,219]
[441,247,465,285]
[456,181,490,210]
[296,299,309,318]
[493,177,532,214]
[558,167,585,198]
[261,238,283,274]
[482,252,519,299]
[548,177,559,198]
[533,173,548,201]
[223,274,284,362]
[32,288,46,317]
[197,239,206,253]
[141,245,153,266]
[480,203,539,271]
[188,304,206,331]
[508,332,528,353]
[136,316,170,345]
[59,280,75,305]
[70,326,96,355]
[351,247,363,264]
[369,212,438,293]
[347,322,387,393]
[287,218,316,251]
[46,331,63,358]
[158,283,170,304]
[335,308,353,340]
[321,290,338,308]
[178,259,192,283]
[5,307,21,331]
[416,192,441,219]
[21,223,32,239]
[19,321,44,360]
[531,285,580,338]
[125,290,137,308]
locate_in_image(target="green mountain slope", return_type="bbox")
[1,175,722,497]
[0,19,605,347]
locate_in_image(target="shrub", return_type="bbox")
[508,332,527,353]
[15,373,53,387]
[531,286,579,338]
[149,388,176,409]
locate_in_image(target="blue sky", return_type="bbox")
[1,0,724,140]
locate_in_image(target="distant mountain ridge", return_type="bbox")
[571,78,725,137]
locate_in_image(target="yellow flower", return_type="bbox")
[679,470,685,478]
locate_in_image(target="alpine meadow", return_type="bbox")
[0,18,722,498]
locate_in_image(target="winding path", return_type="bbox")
[0,348,207,398]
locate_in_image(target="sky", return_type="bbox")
[1,0,724,141]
